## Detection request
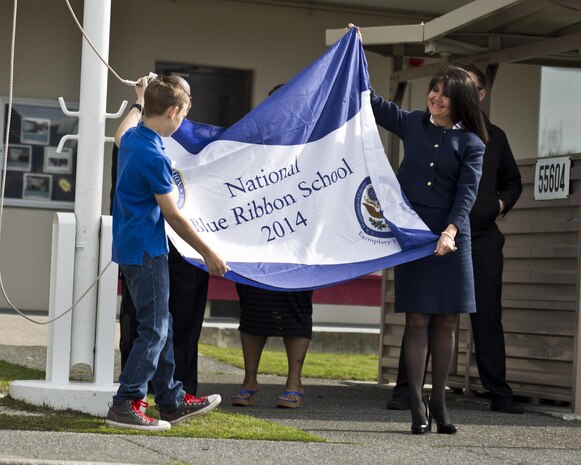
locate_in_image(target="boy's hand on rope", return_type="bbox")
[134,76,148,101]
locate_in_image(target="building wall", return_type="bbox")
[0,0,83,311]
[490,63,541,159]
[0,0,406,311]
[0,0,545,313]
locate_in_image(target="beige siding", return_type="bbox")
[380,153,581,403]
[0,0,395,311]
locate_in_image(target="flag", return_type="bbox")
[163,28,437,290]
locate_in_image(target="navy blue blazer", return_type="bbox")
[370,92,484,232]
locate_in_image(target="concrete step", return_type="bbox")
[0,311,381,356]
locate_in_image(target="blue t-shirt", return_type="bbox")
[112,123,174,265]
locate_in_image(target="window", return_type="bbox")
[538,66,581,157]
[156,63,252,128]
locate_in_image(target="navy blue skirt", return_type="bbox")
[394,203,476,314]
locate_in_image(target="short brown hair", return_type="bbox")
[462,63,486,90]
[143,75,190,118]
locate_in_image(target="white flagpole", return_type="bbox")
[69,0,111,370]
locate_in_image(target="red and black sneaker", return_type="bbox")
[105,399,171,431]
[158,393,221,425]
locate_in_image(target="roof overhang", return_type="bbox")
[326,0,581,80]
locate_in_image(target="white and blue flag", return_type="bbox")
[163,28,437,290]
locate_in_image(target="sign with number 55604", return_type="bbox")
[534,156,570,200]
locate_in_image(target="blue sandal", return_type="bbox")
[275,391,303,409]
[231,389,258,407]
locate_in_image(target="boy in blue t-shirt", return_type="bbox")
[106,75,228,432]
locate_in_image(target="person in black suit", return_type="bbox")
[385,63,524,414]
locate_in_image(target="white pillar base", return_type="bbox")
[9,380,118,417]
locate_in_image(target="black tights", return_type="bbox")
[403,313,458,425]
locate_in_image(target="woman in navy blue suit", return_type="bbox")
[371,65,487,434]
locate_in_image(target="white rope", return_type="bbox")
[64,0,138,87]
[0,1,20,319]
[0,0,116,325]
[6,261,114,326]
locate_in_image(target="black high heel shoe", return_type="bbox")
[428,399,458,435]
[411,399,431,435]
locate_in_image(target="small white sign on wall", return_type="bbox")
[534,156,571,200]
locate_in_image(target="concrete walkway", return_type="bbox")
[0,313,580,465]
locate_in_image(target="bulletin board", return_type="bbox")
[1,97,78,209]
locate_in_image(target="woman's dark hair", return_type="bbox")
[427,65,488,143]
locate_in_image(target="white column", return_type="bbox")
[10,214,118,417]
[46,213,75,383]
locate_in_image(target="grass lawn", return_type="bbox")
[199,343,379,381]
[0,346,377,439]
[0,359,322,441]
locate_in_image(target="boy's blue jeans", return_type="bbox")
[113,253,184,409]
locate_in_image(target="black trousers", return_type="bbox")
[119,241,209,395]
[392,226,513,400]
[470,227,513,399]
